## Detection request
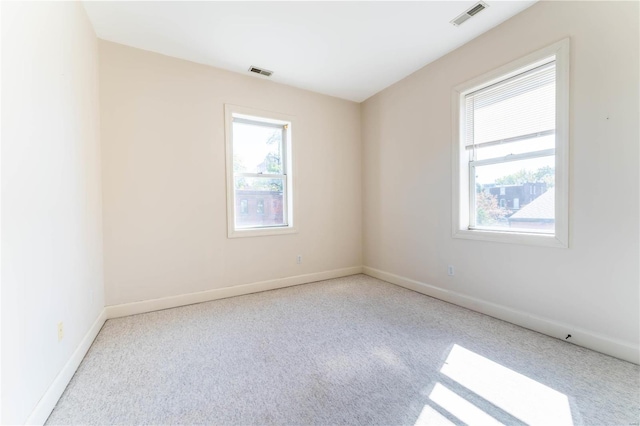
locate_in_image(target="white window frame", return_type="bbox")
[225,104,297,238]
[451,39,570,248]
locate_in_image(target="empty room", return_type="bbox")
[2,0,639,425]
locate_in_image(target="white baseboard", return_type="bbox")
[363,266,639,365]
[106,266,363,319]
[24,266,362,425]
[25,309,107,425]
[27,264,633,426]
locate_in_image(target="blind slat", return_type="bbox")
[465,61,556,147]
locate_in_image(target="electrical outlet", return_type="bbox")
[296,255,302,264]
[57,322,64,342]
[447,265,455,276]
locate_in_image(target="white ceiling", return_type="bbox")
[83,1,536,102]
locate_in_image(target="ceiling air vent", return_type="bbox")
[450,1,489,26]
[248,66,273,77]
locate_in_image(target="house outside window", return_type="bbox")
[225,105,296,238]
[452,39,569,247]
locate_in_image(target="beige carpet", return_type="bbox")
[47,274,639,425]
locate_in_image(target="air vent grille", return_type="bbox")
[451,1,488,26]
[248,66,273,77]
[467,3,486,16]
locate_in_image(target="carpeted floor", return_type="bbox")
[46,274,639,425]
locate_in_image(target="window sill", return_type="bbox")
[228,226,297,239]
[453,228,567,248]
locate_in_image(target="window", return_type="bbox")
[225,105,295,238]
[240,199,249,215]
[452,39,569,247]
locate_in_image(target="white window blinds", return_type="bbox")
[465,59,556,148]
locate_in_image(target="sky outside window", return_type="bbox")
[232,121,282,173]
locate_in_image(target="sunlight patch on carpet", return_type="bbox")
[438,344,573,425]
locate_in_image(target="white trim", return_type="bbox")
[235,172,286,179]
[22,264,639,426]
[25,267,363,424]
[363,266,639,365]
[553,38,570,248]
[470,148,555,167]
[228,225,298,238]
[224,104,297,239]
[25,309,107,425]
[453,227,565,248]
[464,129,555,150]
[106,266,363,319]
[452,38,570,248]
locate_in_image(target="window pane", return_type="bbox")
[232,121,283,174]
[474,156,555,233]
[466,62,555,146]
[240,199,248,215]
[235,176,285,228]
[474,135,555,161]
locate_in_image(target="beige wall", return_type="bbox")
[1,2,104,423]
[2,4,637,422]
[362,1,639,351]
[99,41,362,306]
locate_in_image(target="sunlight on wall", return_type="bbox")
[437,344,573,425]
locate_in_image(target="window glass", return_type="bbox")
[227,110,292,236]
[453,39,569,247]
[473,156,555,233]
[232,122,283,174]
[466,60,556,234]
